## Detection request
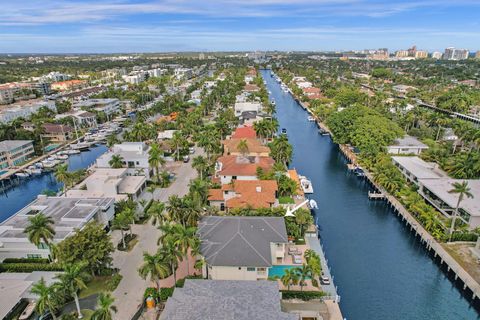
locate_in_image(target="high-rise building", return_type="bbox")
[415,51,428,59]
[395,50,409,58]
[444,47,469,60]
[432,51,443,59]
[407,45,417,57]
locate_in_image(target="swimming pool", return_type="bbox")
[269,265,304,278]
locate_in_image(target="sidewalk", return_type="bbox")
[111,150,200,320]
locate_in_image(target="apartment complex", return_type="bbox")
[0,99,56,124]
[51,80,87,91]
[0,140,34,169]
[41,123,74,142]
[444,47,469,60]
[73,98,120,116]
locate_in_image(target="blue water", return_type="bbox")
[269,265,310,279]
[0,144,107,223]
[261,69,479,320]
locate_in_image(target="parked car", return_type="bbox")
[321,275,330,285]
[183,155,190,163]
[189,147,195,154]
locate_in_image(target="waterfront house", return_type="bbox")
[157,130,178,140]
[392,156,480,228]
[0,195,114,260]
[197,216,288,280]
[55,110,97,127]
[392,156,447,185]
[96,142,153,179]
[243,84,260,93]
[160,279,296,320]
[222,138,270,157]
[0,140,34,169]
[208,180,278,211]
[0,271,59,319]
[66,168,147,201]
[215,155,274,184]
[387,135,428,155]
[234,102,263,117]
[41,123,74,142]
[419,179,480,229]
[231,125,257,139]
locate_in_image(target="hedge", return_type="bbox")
[2,258,49,264]
[280,290,327,301]
[175,275,203,288]
[451,232,478,242]
[0,263,64,273]
[159,287,174,301]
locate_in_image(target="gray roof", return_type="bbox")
[390,135,428,149]
[197,216,288,267]
[0,140,32,152]
[419,179,480,217]
[392,156,447,180]
[160,280,297,320]
[0,272,59,319]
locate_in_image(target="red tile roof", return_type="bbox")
[232,126,257,139]
[216,155,274,177]
[222,138,270,155]
[42,123,73,133]
[303,87,321,94]
[244,84,260,92]
[207,189,224,201]
[226,180,278,209]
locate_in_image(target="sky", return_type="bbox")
[1,0,480,53]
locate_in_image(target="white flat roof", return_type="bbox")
[390,135,428,148]
[420,179,480,217]
[392,156,447,180]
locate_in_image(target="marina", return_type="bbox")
[261,69,480,320]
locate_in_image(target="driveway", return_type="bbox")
[111,148,201,320]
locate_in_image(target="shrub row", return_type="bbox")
[451,232,479,242]
[280,290,327,301]
[106,273,123,291]
[0,263,64,273]
[2,258,50,264]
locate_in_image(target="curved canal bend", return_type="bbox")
[0,144,108,223]
[261,69,479,320]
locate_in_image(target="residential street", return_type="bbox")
[111,148,201,320]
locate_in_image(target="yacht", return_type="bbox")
[281,128,287,134]
[307,116,315,122]
[308,199,318,210]
[299,175,314,194]
[56,154,69,160]
[15,172,30,178]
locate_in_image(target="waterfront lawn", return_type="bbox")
[442,243,480,285]
[79,274,122,298]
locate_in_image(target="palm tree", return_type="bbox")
[148,201,165,226]
[91,292,117,320]
[188,178,209,208]
[138,252,171,292]
[54,164,69,191]
[295,209,313,238]
[281,268,299,291]
[158,239,183,284]
[146,185,156,200]
[148,143,165,184]
[169,131,187,161]
[296,264,312,291]
[172,225,198,275]
[106,135,120,148]
[24,213,56,247]
[236,139,249,157]
[109,154,124,169]
[112,211,130,249]
[192,156,209,180]
[448,181,474,241]
[31,278,61,320]
[56,263,89,319]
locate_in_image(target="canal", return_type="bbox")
[261,69,479,320]
[0,144,107,223]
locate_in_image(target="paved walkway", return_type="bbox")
[111,149,200,320]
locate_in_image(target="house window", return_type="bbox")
[37,243,49,249]
[27,254,42,259]
[136,161,140,165]
[220,203,225,211]
[232,176,237,180]
[247,267,255,271]
[238,267,242,270]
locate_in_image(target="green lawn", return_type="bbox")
[279,196,295,204]
[79,276,112,298]
[81,309,94,320]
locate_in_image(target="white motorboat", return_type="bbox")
[42,161,57,168]
[307,116,315,122]
[299,175,314,194]
[16,172,30,178]
[70,143,90,151]
[34,162,44,168]
[308,199,318,209]
[56,154,69,160]
[27,166,42,174]
[64,149,80,155]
